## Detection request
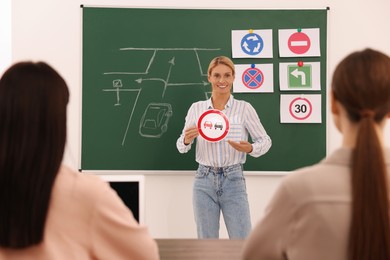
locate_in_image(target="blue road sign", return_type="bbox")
[242,68,264,89]
[241,33,264,55]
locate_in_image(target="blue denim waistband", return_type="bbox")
[198,163,242,173]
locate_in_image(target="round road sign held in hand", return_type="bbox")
[197,109,230,142]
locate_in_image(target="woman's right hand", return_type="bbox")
[184,126,199,145]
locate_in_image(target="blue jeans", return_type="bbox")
[193,163,251,239]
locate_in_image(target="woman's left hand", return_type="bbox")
[227,140,253,153]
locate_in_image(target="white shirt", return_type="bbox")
[176,95,271,167]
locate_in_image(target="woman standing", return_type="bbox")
[177,56,272,239]
[242,48,390,260]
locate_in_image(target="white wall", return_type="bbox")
[11,0,390,238]
[0,0,12,74]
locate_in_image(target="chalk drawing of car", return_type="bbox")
[214,122,223,130]
[204,121,213,129]
[139,103,173,138]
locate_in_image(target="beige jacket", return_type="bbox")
[242,148,390,260]
[0,166,159,260]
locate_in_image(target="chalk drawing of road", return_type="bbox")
[102,47,220,145]
[139,103,173,138]
[102,81,142,145]
[103,79,124,106]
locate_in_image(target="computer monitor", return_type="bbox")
[98,174,144,224]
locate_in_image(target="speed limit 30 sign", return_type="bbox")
[280,94,322,123]
[289,97,312,120]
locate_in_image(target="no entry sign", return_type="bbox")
[288,32,311,54]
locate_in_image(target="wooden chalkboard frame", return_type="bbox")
[81,7,328,172]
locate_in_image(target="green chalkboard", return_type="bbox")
[81,7,328,171]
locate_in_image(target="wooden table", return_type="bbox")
[156,239,245,260]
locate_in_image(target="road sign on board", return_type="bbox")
[288,32,311,54]
[288,64,312,88]
[197,110,230,142]
[241,33,264,55]
[242,67,264,89]
[280,94,322,123]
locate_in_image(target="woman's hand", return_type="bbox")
[227,140,253,153]
[184,126,199,145]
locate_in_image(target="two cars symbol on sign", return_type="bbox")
[203,121,223,130]
[198,110,230,142]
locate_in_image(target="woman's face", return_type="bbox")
[208,64,235,95]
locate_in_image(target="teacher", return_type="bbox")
[176,56,272,239]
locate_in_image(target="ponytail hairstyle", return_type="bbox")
[0,62,69,248]
[332,49,390,260]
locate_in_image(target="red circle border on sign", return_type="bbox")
[289,97,313,120]
[197,109,230,142]
[241,67,264,90]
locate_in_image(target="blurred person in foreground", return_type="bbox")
[0,61,159,260]
[242,48,390,260]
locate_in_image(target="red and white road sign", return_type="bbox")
[197,109,230,142]
[280,94,321,123]
[288,32,311,54]
[289,97,313,120]
[242,67,264,89]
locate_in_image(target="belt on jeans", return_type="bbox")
[200,163,242,172]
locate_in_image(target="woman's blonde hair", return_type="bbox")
[208,56,235,76]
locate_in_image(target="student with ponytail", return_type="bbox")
[242,48,390,260]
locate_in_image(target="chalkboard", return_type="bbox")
[81,7,328,171]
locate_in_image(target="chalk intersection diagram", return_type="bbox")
[101,47,220,145]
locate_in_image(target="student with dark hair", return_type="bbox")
[242,48,390,260]
[0,61,159,259]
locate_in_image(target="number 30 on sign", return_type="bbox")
[280,94,322,123]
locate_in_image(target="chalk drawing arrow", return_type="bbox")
[168,57,175,66]
[135,78,167,84]
[162,57,176,98]
[167,81,209,87]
